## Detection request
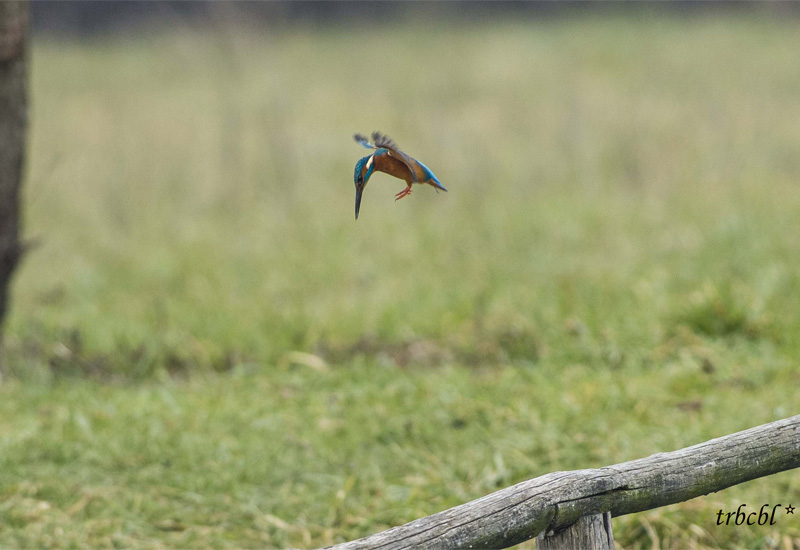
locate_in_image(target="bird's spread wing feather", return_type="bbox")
[370,132,418,183]
[353,133,376,150]
[371,132,400,151]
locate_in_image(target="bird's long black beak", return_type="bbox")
[355,186,363,220]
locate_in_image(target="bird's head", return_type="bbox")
[353,154,376,220]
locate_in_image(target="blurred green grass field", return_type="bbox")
[2,13,800,549]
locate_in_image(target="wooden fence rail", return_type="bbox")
[329,414,800,550]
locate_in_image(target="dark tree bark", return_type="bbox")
[0,1,28,368]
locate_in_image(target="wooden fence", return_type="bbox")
[329,414,800,549]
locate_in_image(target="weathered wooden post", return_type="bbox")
[330,415,800,549]
[536,512,614,550]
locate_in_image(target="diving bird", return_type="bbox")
[353,131,446,219]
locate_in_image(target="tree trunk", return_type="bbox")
[0,0,28,370]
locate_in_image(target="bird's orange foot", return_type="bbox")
[395,187,412,201]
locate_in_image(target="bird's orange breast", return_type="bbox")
[373,153,415,184]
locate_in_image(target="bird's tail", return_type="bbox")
[418,161,447,192]
[429,175,447,193]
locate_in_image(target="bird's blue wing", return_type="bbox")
[371,132,418,183]
[354,133,376,150]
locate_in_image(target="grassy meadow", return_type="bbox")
[2,13,800,549]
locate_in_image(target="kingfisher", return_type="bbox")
[353,131,446,219]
